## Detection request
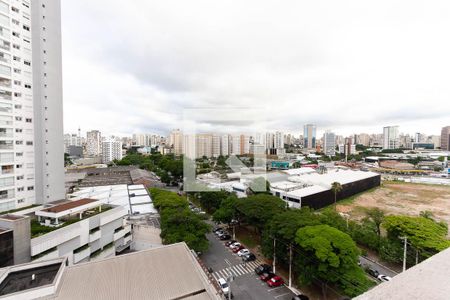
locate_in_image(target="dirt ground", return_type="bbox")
[337,181,450,227]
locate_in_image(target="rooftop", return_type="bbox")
[0,262,63,297]
[40,198,98,214]
[0,243,219,299]
[355,247,450,300]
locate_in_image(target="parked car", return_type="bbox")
[237,249,250,257]
[218,278,233,299]
[255,264,272,275]
[219,234,231,240]
[242,253,256,262]
[213,227,223,233]
[377,274,392,282]
[229,242,241,249]
[267,276,284,287]
[217,231,228,238]
[215,230,225,236]
[366,267,380,278]
[232,245,244,253]
[260,272,276,281]
[225,240,237,247]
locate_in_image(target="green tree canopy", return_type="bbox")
[383,215,450,255]
[294,225,373,297]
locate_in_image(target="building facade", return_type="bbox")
[383,126,399,149]
[303,124,316,149]
[1,0,66,211]
[441,126,450,151]
[102,138,122,163]
[323,131,336,156]
[86,130,101,157]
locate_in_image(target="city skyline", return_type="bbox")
[61,0,450,137]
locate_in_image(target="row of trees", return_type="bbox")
[211,194,373,297]
[208,193,450,297]
[115,153,183,184]
[149,188,210,252]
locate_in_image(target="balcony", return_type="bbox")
[89,228,101,242]
[73,245,91,264]
[1,165,13,175]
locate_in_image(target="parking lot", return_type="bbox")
[201,230,297,300]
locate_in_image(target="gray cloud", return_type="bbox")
[62,0,450,137]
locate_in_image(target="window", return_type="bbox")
[27,186,34,191]
[13,56,21,62]
[17,199,24,203]
[23,38,30,44]
[12,31,19,38]
[15,141,23,145]
[14,104,21,109]
[16,175,24,180]
[25,118,32,123]
[11,6,19,13]
[17,187,24,192]
[15,152,23,157]
[16,164,22,168]
[14,92,21,97]
[23,25,29,31]
[15,128,22,133]
[12,44,20,50]
[24,61,31,66]
[11,19,19,25]
[13,80,21,86]
[26,141,32,145]
[24,84,31,89]
[15,116,22,121]
[0,64,11,76]
[13,68,21,74]
[0,1,9,15]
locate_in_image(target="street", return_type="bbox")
[359,256,398,278]
[201,232,296,300]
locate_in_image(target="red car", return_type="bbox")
[259,272,276,281]
[267,276,284,287]
[232,245,244,253]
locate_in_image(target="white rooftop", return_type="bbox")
[69,184,157,215]
[287,185,329,198]
[281,167,316,176]
[288,169,379,188]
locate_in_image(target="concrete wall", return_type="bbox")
[0,216,31,264]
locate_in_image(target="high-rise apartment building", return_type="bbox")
[323,131,336,156]
[63,133,82,153]
[303,124,316,149]
[169,129,183,156]
[441,126,450,151]
[32,0,65,203]
[102,138,122,163]
[383,126,399,149]
[0,0,64,211]
[86,130,101,156]
[220,134,230,156]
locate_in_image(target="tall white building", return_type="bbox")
[220,134,230,156]
[323,131,336,156]
[63,133,82,153]
[102,138,122,163]
[86,130,101,157]
[0,0,65,211]
[383,126,399,149]
[169,129,183,156]
[303,124,316,149]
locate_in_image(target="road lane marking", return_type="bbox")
[267,286,285,292]
[274,292,290,299]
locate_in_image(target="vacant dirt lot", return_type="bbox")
[337,181,450,226]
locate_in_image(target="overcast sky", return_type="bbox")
[61,0,450,138]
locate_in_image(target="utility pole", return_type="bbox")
[415,249,419,265]
[273,238,276,273]
[225,259,232,300]
[288,244,293,288]
[400,236,408,272]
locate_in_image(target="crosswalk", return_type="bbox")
[212,260,264,281]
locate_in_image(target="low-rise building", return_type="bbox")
[0,242,220,300]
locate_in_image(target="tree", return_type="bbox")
[383,215,450,257]
[235,194,286,232]
[331,182,342,211]
[64,153,73,166]
[294,225,373,297]
[149,188,210,252]
[365,208,385,237]
[212,195,239,224]
[197,190,230,213]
